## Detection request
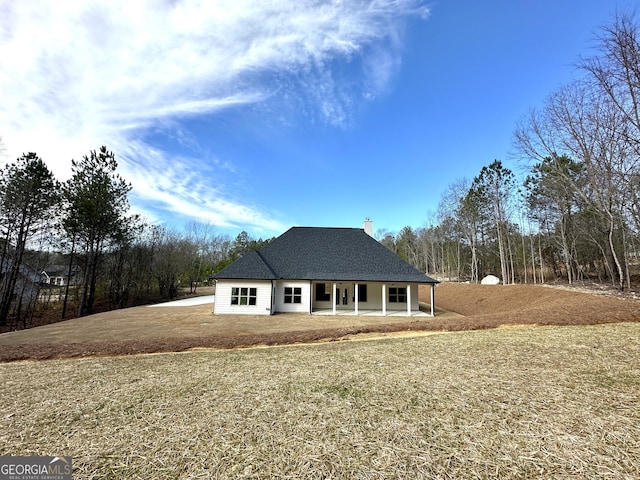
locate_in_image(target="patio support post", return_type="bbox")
[407,283,411,316]
[382,284,387,316]
[430,283,435,316]
[354,282,359,315]
[332,282,337,315]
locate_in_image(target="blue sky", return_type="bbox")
[0,0,637,239]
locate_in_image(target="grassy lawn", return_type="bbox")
[1,322,639,479]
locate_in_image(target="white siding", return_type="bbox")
[409,284,419,310]
[310,282,421,313]
[274,280,311,313]
[213,280,272,315]
[332,283,420,312]
[411,284,420,311]
[383,284,420,311]
[214,280,422,315]
[365,283,383,309]
[311,282,334,310]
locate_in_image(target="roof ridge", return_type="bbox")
[290,226,362,230]
[254,249,279,278]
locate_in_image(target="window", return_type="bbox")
[315,283,331,301]
[389,287,406,303]
[357,284,367,302]
[231,287,257,306]
[284,287,302,304]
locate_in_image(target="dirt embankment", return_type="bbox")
[0,283,638,362]
[436,283,640,326]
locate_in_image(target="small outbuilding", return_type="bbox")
[481,275,501,285]
[212,225,439,316]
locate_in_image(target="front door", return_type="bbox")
[335,286,349,308]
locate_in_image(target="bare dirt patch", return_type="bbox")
[0,282,638,362]
[435,283,640,326]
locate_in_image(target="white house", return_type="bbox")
[212,224,439,316]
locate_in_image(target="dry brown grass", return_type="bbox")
[1,283,639,362]
[1,322,639,478]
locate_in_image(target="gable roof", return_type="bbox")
[214,227,438,284]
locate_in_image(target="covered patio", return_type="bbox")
[311,281,437,317]
[311,307,432,317]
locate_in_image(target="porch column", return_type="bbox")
[430,283,435,316]
[382,284,387,316]
[332,283,337,315]
[354,283,359,315]
[407,284,411,316]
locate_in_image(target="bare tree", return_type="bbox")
[376,228,397,254]
[515,81,631,289]
[580,12,640,159]
[150,227,193,299]
[185,220,217,293]
[579,12,640,238]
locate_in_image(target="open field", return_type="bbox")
[0,283,639,361]
[1,322,639,478]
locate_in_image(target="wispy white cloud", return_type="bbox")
[0,0,428,233]
[117,140,281,232]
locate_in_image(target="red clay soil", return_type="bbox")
[0,283,638,362]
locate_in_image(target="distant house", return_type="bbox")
[212,222,439,316]
[0,260,42,306]
[39,265,80,303]
[41,265,79,287]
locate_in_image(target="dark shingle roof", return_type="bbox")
[213,250,277,280]
[214,227,438,284]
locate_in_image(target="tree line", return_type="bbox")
[378,12,640,291]
[0,144,270,330]
[2,12,639,329]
